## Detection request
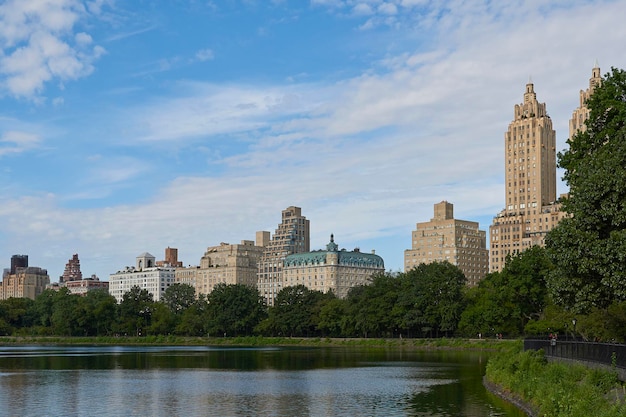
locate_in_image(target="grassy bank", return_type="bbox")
[0,335,515,350]
[485,344,626,417]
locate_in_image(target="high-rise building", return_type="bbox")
[0,255,49,300]
[405,201,488,286]
[257,206,310,306]
[10,255,28,274]
[570,64,602,137]
[489,80,568,272]
[60,254,82,283]
[283,234,384,298]
[175,240,265,297]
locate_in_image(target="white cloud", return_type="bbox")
[0,0,106,99]
[0,130,41,156]
[352,3,374,16]
[2,0,626,279]
[378,2,398,15]
[194,48,215,62]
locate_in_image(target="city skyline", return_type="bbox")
[1,1,626,281]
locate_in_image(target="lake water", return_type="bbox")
[0,344,526,417]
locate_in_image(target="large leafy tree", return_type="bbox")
[262,285,326,337]
[400,262,466,337]
[343,273,402,338]
[206,283,267,337]
[161,283,196,315]
[459,247,551,337]
[117,286,155,336]
[546,67,626,312]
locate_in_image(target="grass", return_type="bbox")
[0,335,515,351]
[485,344,626,417]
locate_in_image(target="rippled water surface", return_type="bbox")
[0,345,526,417]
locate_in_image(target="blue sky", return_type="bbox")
[1,0,625,281]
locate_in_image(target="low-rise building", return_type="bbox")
[109,252,175,303]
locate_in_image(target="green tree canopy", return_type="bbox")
[206,283,267,337]
[161,283,196,315]
[262,285,327,337]
[459,247,551,337]
[546,67,626,312]
[400,262,466,337]
[117,286,154,336]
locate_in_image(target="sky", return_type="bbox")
[0,0,625,281]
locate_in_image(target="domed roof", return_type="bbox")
[284,235,384,268]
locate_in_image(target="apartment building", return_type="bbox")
[405,201,488,286]
[283,234,384,298]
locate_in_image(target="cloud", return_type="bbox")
[194,48,215,62]
[1,0,626,280]
[0,130,41,156]
[0,0,106,99]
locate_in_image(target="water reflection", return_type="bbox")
[0,345,526,417]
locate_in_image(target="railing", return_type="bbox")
[524,339,626,369]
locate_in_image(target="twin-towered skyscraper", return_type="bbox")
[405,65,604,282]
[489,65,602,272]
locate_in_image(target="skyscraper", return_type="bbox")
[257,206,310,306]
[489,81,566,272]
[570,64,602,137]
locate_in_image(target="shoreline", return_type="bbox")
[483,377,538,417]
[0,335,517,350]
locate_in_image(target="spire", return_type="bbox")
[326,234,338,252]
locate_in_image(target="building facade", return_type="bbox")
[404,201,488,286]
[283,235,384,298]
[175,240,265,297]
[156,247,183,267]
[0,255,49,300]
[489,81,564,272]
[257,206,310,306]
[570,64,602,137]
[109,252,176,303]
[60,253,82,282]
[488,66,601,273]
[48,254,109,295]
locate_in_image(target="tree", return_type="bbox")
[459,247,551,337]
[50,288,81,336]
[83,289,118,336]
[263,285,325,337]
[343,273,402,338]
[117,286,154,336]
[161,283,196,315]
[176,295,209,336]
[0,297,35,335]
[400,262,466,337]
[206,283,266,337]
[546,67,626,312]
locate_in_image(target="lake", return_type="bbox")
[0,344,526,416]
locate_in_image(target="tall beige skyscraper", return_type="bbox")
[405,201,488,286]
[257,206,310,306]
[489,81,566,272]
[570,64,602,137]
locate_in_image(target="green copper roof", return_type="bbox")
[284,234,384,268]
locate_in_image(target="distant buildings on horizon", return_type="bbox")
[0,65,602,301]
